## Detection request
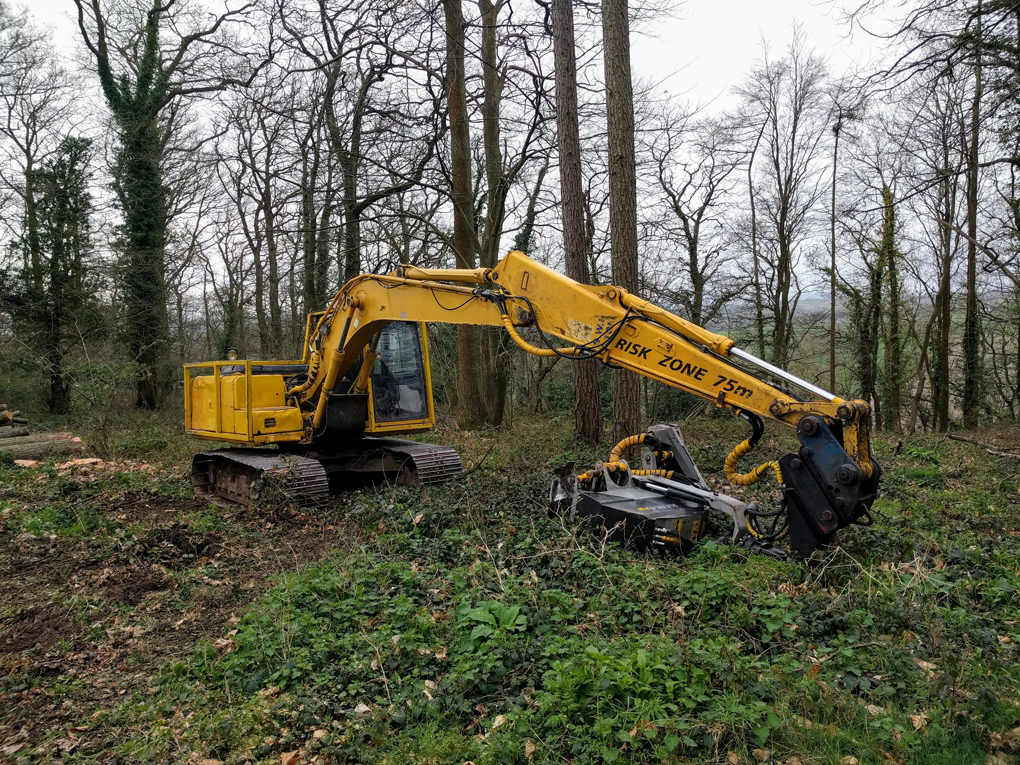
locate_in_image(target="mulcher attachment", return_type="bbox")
[550,424,750,554]
[553,418,881,559]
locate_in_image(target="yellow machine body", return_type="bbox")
[184,250,880,556]
[184,321,436,445]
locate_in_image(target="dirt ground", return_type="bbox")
[0,471,350,761]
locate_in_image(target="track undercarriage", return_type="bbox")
[191,438,462,508]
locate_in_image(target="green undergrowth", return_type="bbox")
[80,420,1020,765]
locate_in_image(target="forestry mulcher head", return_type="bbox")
[551,418,881,559]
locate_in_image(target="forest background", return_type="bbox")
[0,0,1019,442]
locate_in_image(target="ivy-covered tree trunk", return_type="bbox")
[116,121,169,408]
[26,137,94,415]
[75,0,171,409]
[962,53,983,429]
[880,185,902,432]
[934,169,955,432]
[75,0,257,407]
[840,239,884,425]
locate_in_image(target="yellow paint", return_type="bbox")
[184,251,874,478]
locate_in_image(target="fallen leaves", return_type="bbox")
[910,712,930,730]
[279,751,301,765]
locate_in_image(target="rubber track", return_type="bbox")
[380,441,463,485]
[192,449,329,509]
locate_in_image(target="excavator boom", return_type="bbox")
[186,250,880,556]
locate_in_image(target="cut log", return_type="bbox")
[11,417,27,424]
[0,432,74,443]
[0,403,8,411]
[948,433,1020,460]
[0,435,83,460]
[0,427,31,439]
[0,411,11,426]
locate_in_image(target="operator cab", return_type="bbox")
[320,321,436,441]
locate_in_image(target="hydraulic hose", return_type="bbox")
[499,313,576,357]
[609,433,646,463]
[287,351,321,400]
[724,411,783,487]
[577,461,674,484]
[576,433,677,484]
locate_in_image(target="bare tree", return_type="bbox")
[739,31,830,368]
[550,0,601,444]
[602,0,641,441]
[648,109,745,326]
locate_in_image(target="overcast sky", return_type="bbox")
[630,0,882,106]
[31,0,883,107]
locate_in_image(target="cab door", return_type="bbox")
[366,322,436,434]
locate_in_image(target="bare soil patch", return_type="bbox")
[0,478,350,753]
[0,603,78,653]
[101,566,170,605]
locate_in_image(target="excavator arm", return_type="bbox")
[188,250,879,556]
[286,250,879,556]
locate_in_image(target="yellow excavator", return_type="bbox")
[184,250,880,557]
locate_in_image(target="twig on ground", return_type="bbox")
[948,433,1020,460]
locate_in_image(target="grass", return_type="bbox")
[0,411,1018,764]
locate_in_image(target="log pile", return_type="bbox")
[0,403,84,461]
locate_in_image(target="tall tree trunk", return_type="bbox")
[881,185,902,432]
[339,138,362,282]
[264,204,283,356]
[748,121,766,359]
[443,0,483,429]
[553,0,601,445]
[46,231,69,415]
[478,0,508,428]
[602,0,641,442]
[120,124,169,409]
[300,135,320,312]
[315,186,335,309]
[908,310,937,434]
[829,121,840,392]
[936,172,954,431]
[962,50,983,428]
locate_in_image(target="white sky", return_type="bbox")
[631,0,881,106]
[30,0,882,106]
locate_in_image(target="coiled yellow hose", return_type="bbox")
[287,351,321,400]
[576,461,674,484]
[723,438,783,486]
[609,434,646,463]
